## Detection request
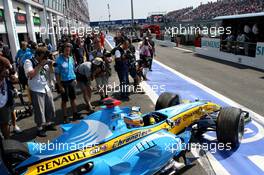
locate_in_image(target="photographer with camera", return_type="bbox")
[92,57,111,101]
[139,37,153,81]
[0,56,16,139]
[89,37,106,61]
[127,40,140,89]
[24,47,57,137]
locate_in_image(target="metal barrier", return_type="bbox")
[220,40,257,57]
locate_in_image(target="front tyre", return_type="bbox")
[155,92,181,111]
[2,140,30,173]
[216,107,245,149]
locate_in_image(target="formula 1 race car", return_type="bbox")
[0,92,249,175]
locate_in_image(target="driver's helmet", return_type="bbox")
[124,113,144,129]
[149,116,156,125]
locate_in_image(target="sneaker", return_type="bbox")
[45,124,57,131]
[64,116,70,124]
[37,130,47,137]
[13,125,22,134]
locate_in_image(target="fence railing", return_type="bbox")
[220,40,257,57]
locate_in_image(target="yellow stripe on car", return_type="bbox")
[24,102,220,175]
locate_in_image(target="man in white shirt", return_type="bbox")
[24,47,56,137]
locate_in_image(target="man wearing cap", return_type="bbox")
[55,43,82,123]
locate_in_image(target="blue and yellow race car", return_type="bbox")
[0,92,249,175]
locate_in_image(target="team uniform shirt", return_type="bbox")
[15,48,33,65]
[55,55,76,82]
[24,59,50,94]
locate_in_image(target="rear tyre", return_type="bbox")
[155,92,181,111]
[216,107,245,149]
[1,140,30,173]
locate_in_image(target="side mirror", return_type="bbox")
[166,119,175,128]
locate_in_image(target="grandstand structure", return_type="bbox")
[165,0,264,22]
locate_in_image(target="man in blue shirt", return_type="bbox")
[15,42,33,89]
[15,42,32,66]
[55,43,81,123]
[45,39,53,52]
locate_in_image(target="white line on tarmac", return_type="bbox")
[105,36,264,175]
[173,47,194,53]
[153,59,264,125]
[140,74,230,175]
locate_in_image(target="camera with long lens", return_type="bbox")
[42,50,58,67]
[125,49,137,69]
[43,50,54,61]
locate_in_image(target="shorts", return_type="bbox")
[61,80,76,102]
[78,79,91,89]
[95,76,109,87]
[0,105,12,124]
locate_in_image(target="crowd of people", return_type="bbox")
[165,0,264,22]
[0,30,156,139]
[164,7,193,22]
[113,31,155,99]
[221,23,262,57]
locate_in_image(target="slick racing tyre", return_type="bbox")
[1,139,30,173]
[216,107,245,149]
[155,92,181,111]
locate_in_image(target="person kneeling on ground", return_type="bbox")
[75,62,95,112]
[24,47,57,137]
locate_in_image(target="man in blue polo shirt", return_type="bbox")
[55,43,82,123]
[15,42,33,89]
